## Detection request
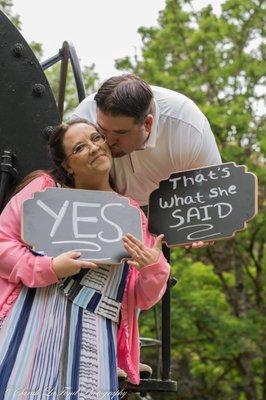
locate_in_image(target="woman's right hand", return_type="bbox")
[52,251,98,279]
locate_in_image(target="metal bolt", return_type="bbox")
[32,83,46,97]
[42,126,54,140]
[11,43,25,58]
[170,276,178,287]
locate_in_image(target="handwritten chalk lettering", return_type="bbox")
[37,199,70,237]
[174,224,222,241]
[73,202,100,238]
[159,192,205,209]
[209,185,237,198]
[149,163,257,246]
[37,200,125,244]
[159,184,237,210]
[169,166,231,190]
[52,240,102,252]
[23,188,142,264]
[170,202,233,228]
[99,203,124,242]
[148,163,257,246]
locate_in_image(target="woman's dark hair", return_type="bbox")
[48,118,97,188]
[12,118,115,196]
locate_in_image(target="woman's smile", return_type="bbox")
[90,152,108,165]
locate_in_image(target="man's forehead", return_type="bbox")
[96,109,136,129]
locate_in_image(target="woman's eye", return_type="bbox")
[91,134,102,142]
[74,144,86,153]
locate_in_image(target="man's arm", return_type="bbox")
[189,117,222,169]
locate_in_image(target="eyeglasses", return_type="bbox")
[64,132,107,161]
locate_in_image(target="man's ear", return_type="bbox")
[144,114,153,134]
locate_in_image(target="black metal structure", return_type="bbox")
[0,11,60,210]
[41,41,86,120]
[0,10,178,397]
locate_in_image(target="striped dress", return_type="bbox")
[0,263,129,400]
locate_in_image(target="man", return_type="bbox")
[72,74,221,206]
[72,74,220,378]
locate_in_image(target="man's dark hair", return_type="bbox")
[94,74,153,123]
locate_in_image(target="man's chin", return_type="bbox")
[110,149,127,158]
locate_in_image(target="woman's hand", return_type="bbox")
[123,233,164,269]
[52,251,98,279]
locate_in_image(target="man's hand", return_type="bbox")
[184,241,214,249]
[123,233,164,269]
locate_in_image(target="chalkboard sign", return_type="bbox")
[148,163,258,246]
[22,188,142,264]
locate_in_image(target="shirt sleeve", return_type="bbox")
[188,117,222,169]
[129,203,170,310]
[0,175,59,288]
[170,100,222,171]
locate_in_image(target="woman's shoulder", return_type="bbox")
[117,196,140,209]
[18,172,56,195]
[114,192,141,210]
[10,172,56,208]
[0,172,56,223]
[128,197,140,208]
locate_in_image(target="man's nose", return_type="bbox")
[105,133,118,146]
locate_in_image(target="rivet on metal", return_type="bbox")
[11,43,25,58]
[32,84,46,97]
[42,126,54,140]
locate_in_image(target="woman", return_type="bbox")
[0,119,170,399]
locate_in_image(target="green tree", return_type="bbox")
[119,1,266,399]
[0,0,21,28]
[45,62,99,119]
[0,0,43,58]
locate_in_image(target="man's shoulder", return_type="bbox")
[151,85,207,129]
[151,85,187,101]
[71,92,97,121]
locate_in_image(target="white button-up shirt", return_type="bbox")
[72,86,222,205]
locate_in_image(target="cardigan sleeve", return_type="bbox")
[129,201,170,310]
[0,174,59,287]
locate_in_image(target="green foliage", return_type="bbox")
[116,0,266,164]
[0,0,21,28]
[0,1,42,58]
[118,1,266,398]
[45,62,99,119]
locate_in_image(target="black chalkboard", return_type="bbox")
[148,163,258,246]
[22,188,142,264]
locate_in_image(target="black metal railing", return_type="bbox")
[41,41,86,120]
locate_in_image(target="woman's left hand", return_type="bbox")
[122,233,164,269]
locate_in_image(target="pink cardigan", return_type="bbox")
[0,174,170,384]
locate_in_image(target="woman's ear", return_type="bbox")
[62,160,73,175]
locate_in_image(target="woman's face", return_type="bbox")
[62,123,112,185]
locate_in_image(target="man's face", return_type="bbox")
[96,109,153,158]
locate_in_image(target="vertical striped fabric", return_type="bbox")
[0,263,129,399]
